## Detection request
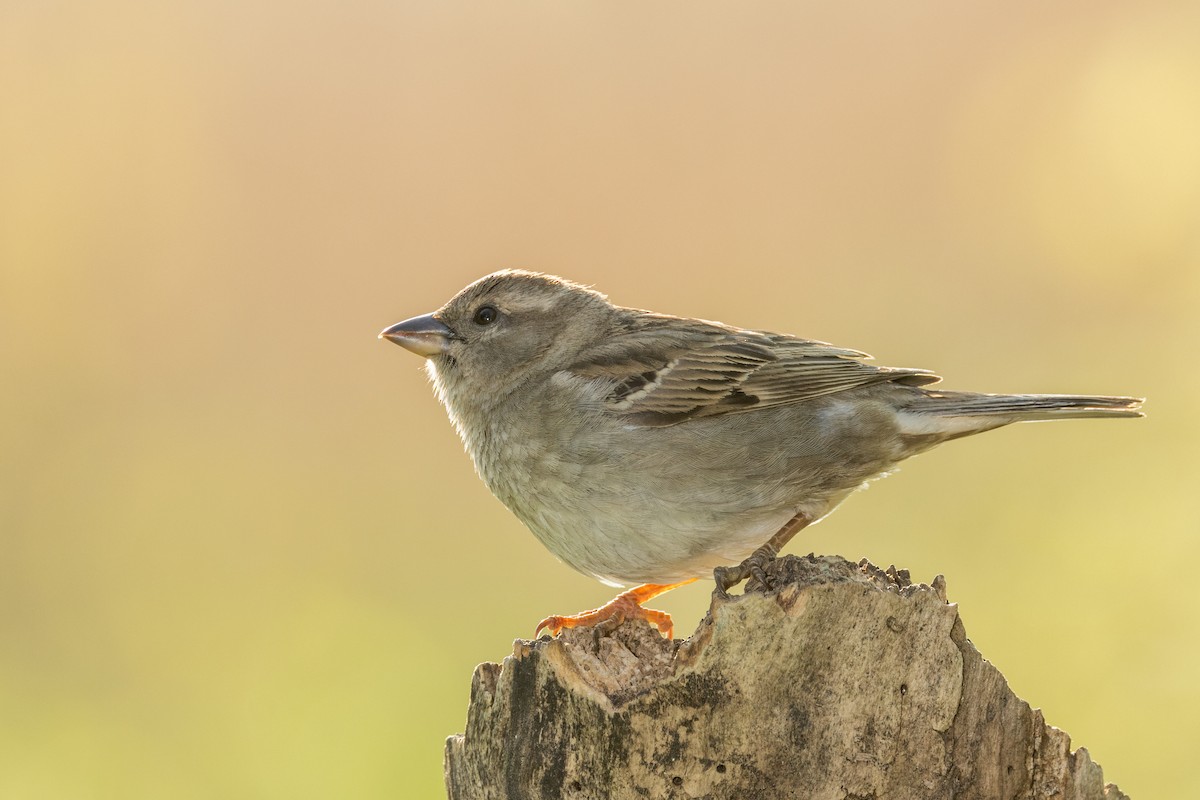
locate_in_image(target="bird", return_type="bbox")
[379,270,1142,639]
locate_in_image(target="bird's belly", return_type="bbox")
[527,501,804,586]
[483,448,838,587]
[470,404,886,586]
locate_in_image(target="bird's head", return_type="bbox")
[380,269,615,407]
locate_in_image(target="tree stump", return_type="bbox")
[444,555,1128,799]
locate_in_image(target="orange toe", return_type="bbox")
[534,579,697,639]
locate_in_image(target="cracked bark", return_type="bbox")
[444,555,1128,800]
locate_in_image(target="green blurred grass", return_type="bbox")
[2,1,1199,797]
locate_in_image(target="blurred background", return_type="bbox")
[2,1,1198,796]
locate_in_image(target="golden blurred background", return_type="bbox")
[2,1,1198,796]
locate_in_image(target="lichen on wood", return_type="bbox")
[444,555,1127,800]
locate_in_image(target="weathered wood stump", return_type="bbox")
[445,555,1127,799]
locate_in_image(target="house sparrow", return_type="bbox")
[380,270,1142,638]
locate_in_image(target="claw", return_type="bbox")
[713,512,812,599]
[534,615,568,638]
[714,544,779,598]
[713,563,750,600]
[747,544,778,592]
[535,580,695,639]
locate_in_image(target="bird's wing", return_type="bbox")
[564,318,940,427]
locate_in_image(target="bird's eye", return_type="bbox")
[473,305,499,326]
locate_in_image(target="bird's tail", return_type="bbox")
[908,390,1143,420]
[897,390,1143,440]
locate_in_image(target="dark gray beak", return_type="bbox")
[379,313,453,358]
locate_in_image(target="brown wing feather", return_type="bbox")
[566,316,940,427]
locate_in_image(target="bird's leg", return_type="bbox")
[714,512,812,599]
[535,579,698,640]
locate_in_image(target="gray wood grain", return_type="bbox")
[445,556,1127,800]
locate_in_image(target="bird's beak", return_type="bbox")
[378,313,453,358]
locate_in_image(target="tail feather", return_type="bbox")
[908,390,1144,421]
[896,391,1143,440]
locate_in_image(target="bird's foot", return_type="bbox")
[713,543,779,599]
[535,580,696,640]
